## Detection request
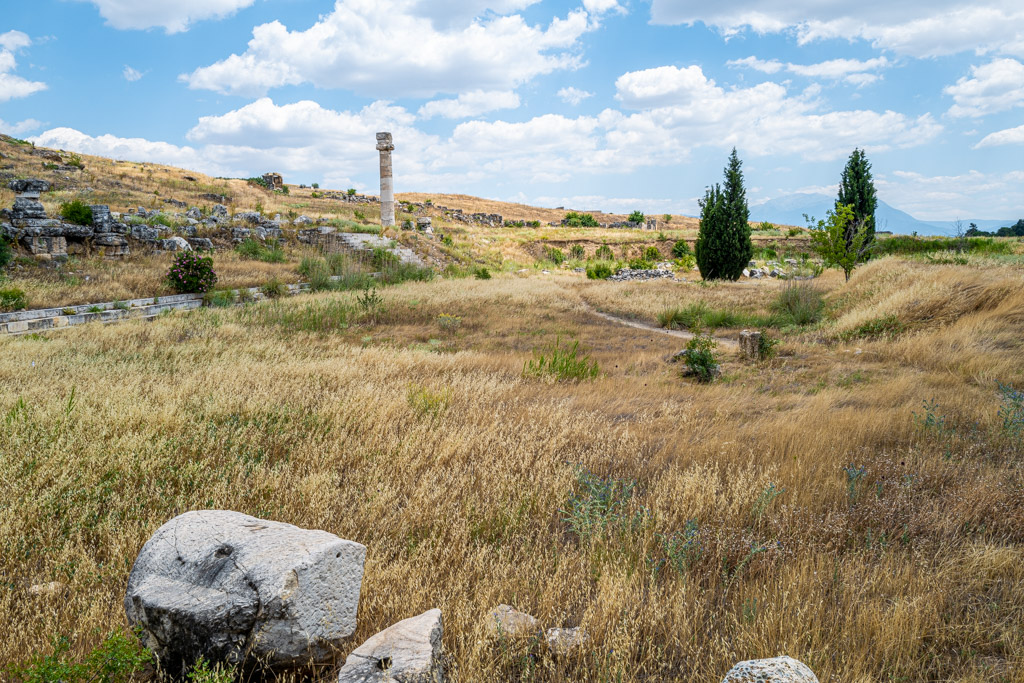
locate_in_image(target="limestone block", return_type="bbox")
[131,225,162,241]
[159,236,191,251]
[124,510,366,675]
[738,330,762,361]
[212,204,229,217]
[721,656,819,682]
[12,197,47,219]
[91,205,111,227]
[337,609,444,683]
[187,238,214,251]
[487,605,539,638]
[9,178,50,196]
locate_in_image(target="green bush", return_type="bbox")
[628,210,645,224]
[564,211,599,227]
[260,278,288,298]
[166,252,217,294]
[627,257,654,270]
[545,247,565,265]
[771,281,824,325]
[524,337,599,382]
[672,240,692,257]
[586,262,614,279]
[5,630,152,683]
[569,244,585,259]
[684,334,718,383]
[642,246,662,261]
[675,254,697,270]
[235,238,285,263]
[595,244,614,260]
[59,200,93,226]
[756,221,775,232]
[0,235,12,270]
[475,267,492,280]
[663,214,672,223]
[0,286,28,311]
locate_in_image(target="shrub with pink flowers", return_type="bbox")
[166,251,217,293]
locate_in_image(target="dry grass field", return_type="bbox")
[3,251,1024,681]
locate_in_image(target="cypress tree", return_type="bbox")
[836,148,877,247]
[695,148,752,281]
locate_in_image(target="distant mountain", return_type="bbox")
[750,193,1018,237]
[750,193,944,235]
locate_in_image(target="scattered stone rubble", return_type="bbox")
[121,511,819,682]
[608,267,676,282]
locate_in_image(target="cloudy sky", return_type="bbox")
[2,0,1023,220]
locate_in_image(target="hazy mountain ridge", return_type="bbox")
[751,193,1019,237]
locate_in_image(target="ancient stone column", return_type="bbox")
[376,132,395,227]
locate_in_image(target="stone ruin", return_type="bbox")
[0,178,287,261]
[376,132,395,228]
[261,172,283,190]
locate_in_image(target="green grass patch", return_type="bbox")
[524,337,599,382]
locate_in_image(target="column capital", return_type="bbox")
[375,132,394,151]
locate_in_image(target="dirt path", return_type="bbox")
[580,302,739,349]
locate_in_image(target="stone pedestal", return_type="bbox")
[376,132,395,228]
[739,330,762,361]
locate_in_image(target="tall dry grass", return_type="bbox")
[2,263,1023,682]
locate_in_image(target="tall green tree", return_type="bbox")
[809,203,872,282]
[836,148,877,248]
[695,148,753,281]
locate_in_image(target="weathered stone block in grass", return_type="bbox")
[124,510,366,675]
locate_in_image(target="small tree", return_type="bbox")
[628,210,645,224]
[809,203,871,282]
[836,148,877,249]
[695,148,753,280]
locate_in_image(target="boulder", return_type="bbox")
[544,627,587,658]
[186,207,202,220]
[94,233,128,247]
[337,609,444,683]
[187,237,214,251]
[487,605,539,638]
[159,236,192,252]
[722,656,818,682]
[124,510,366,675]
[212,204,229,217]
[91,205,112,228]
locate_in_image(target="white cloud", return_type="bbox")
[31,127,209,171]
[975,124,1024,148]
[583,0,625,15]
[648,1,1024,58]
[879,169,1024,219]
[729,56,890,85]
[0,30,32,51]
[418,90,521,119]
[0,117,42,136]
[945,58,1024,117]
[123,65,143,82]
[72,0,256,33]
[0,30,46,102]
[181,0,592,98]
[558,86,594,105]
[610,65,940,160]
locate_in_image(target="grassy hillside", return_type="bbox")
[2,136,1024,682]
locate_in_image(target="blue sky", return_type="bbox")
[2,0,1023,221]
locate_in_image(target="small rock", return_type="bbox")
[28,581,67,596]
[487,605,539,638]
[337,609,444,683]
[721,656,819,682]
[544,627,587,658]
